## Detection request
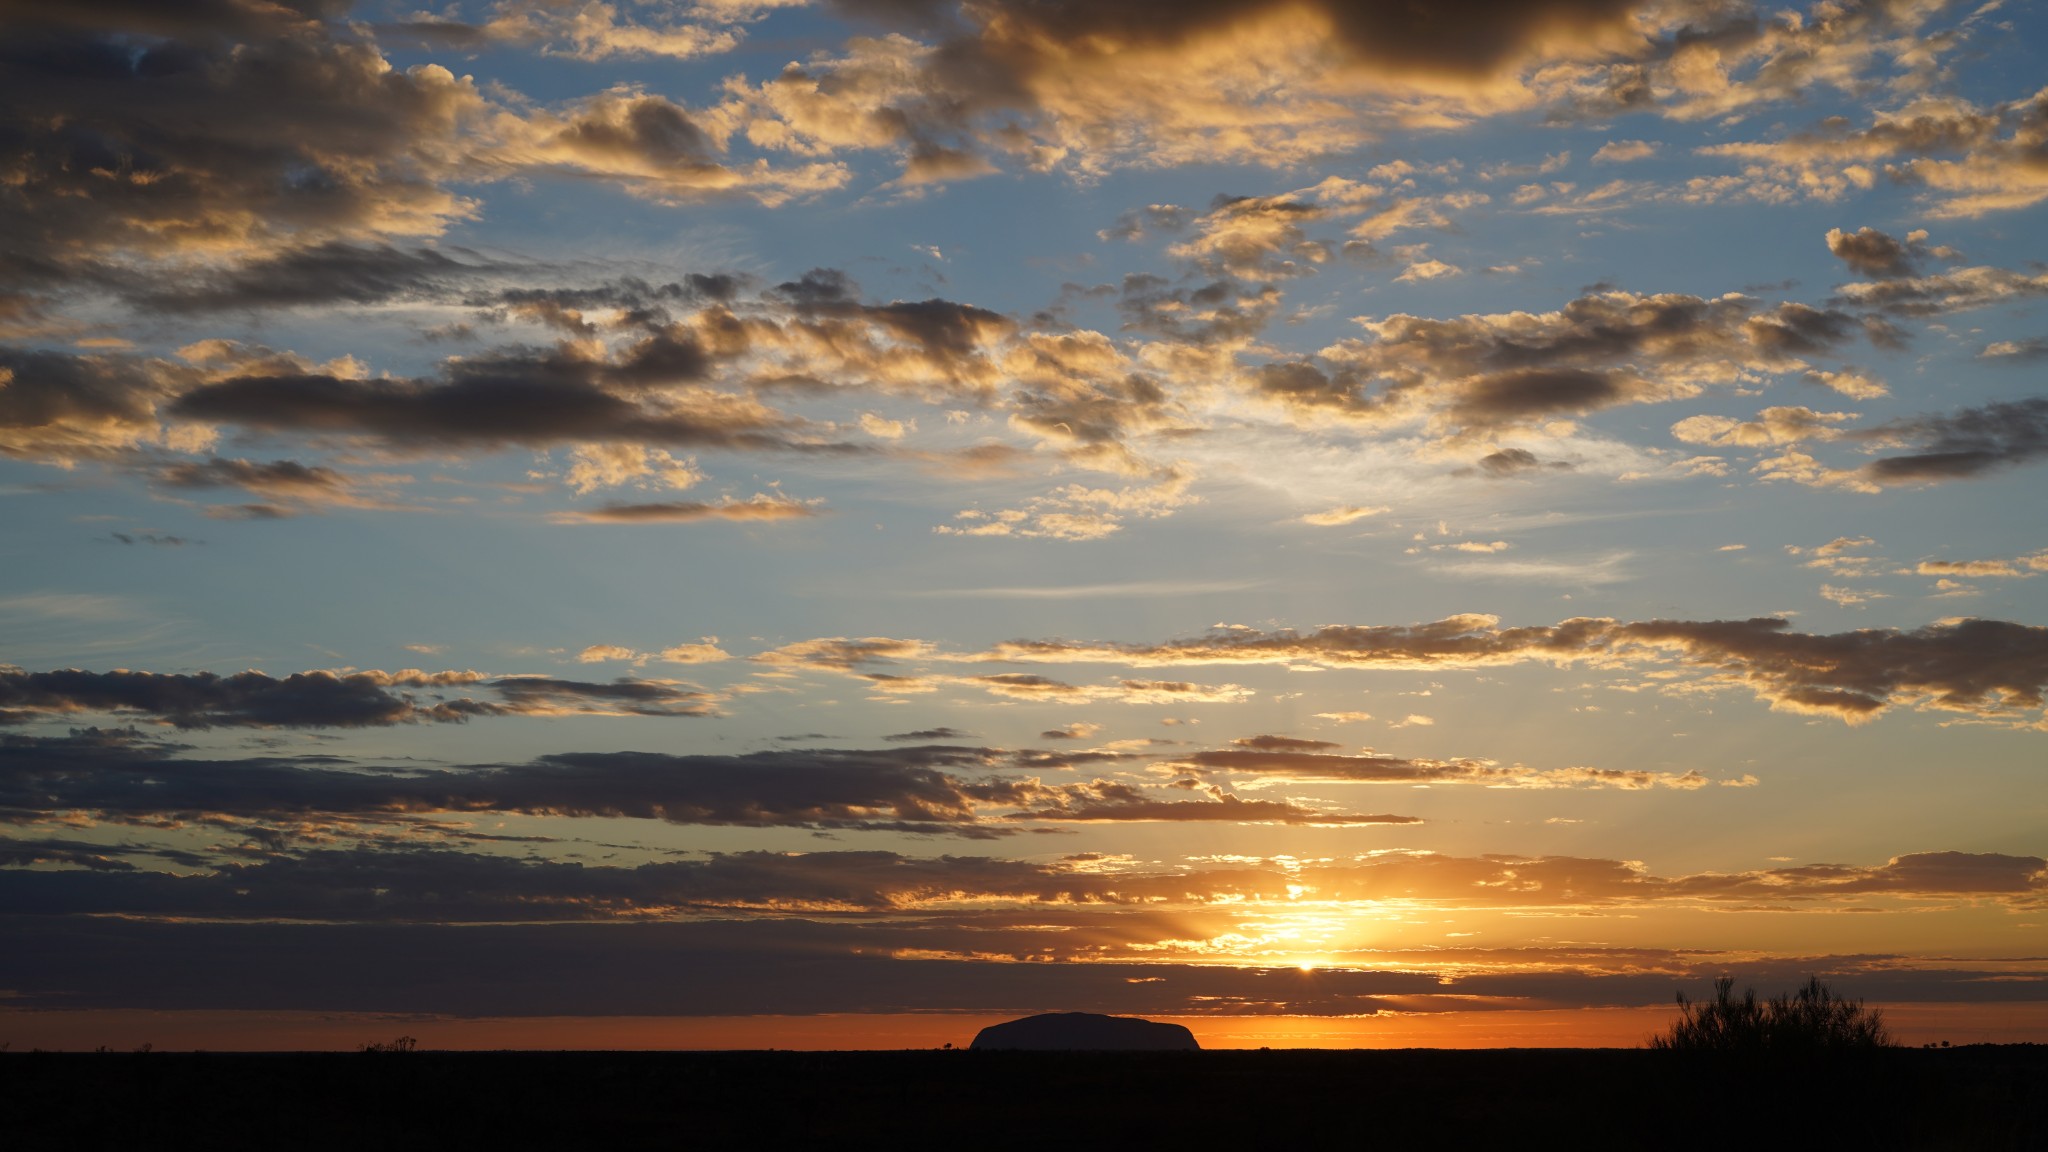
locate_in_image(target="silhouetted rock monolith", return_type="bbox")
[968,1012,1199,1051]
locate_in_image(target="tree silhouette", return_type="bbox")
[1651,976,1894,1051]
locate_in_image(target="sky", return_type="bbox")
[2,0,2047,1051]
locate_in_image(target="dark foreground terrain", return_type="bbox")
[4,1046,2043,1150]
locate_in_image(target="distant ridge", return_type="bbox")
[969,1012,1199,1051]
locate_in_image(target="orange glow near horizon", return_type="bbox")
[7,1004,2045,1053]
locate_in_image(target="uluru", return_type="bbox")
[968,1012,1200,1051]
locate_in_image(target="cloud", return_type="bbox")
[1695,88,2035,214]
[579,639,733,666]
[549,494,821,524]
[0,731,1441,838]
[481,87,848,207]
[1591,139,1657,164]
[1263,290,1860,439]
[148,455,420,516]
[0,267,1036,477]
[1804,369,1887,400]
[1834,264,2048,316]
[2,906,2039,1020]
[1300,504,1389,526]
[1983,339,2048,361]
[1182,741,1714,789]
[0,348,212,464]
[725,0,1659,180]
[755,637,938,672]
[1671,407,1857,447]
[390,0,765,63]
[1858,398,2048,484]
[885,728,972,741]
[167,361,814,454]
[1099,204,1195,243]
[1825,226,1929,279]
[127,242,509,315]
[1887,87,2048,218]
[556,444,706,496]
[1168,194,1330,279]
[0,14,482,290]
[0,735,1016,836]
[965,674,1252,706]
[6,837,2040,934]
[936,471,1198,541]
[977,611,2048,726]
[999,777,1420,827]
[1396,258,1463,283]
[484,677,721,718]
[0,666,717,729]
[1472,447,1571,477]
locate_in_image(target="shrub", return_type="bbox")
[1651,976,1894,1052]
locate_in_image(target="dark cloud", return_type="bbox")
[1004,776,1420,826]
[1273,290,1860,436]
[1230,735,1341,751]
[0,834,142,871]
[956,0,1647,80]
[549,496,820,524]
[0,0,350,40]
[1611,616,2048,722]
[1450,367,1631,422]
[0,847,1141,921]
[167,367,814,452]
[1182,746,1708,790]
[769,269,1014,361]
[32,840,2031,926]
[0,667,482,729]
[885,727,973,741]
[1859,398,2048,483]
[155,457,350,495]
[1099,203,1194,242]
[986,612,2048,725]
[0,11,480,287]
[1,844,2041,1014]
[1120,274,1280,344]
[0,729,1436,837]
[0,666,715,729]
[482,677,720,718]
[0,346,194,462]
[1825,226,1922,279]
[478,85,849,205]
[734,0,1662,180]
[108,532,196,547]
[9,263,1037,466]
[1470,447,1572,477]
[1743,302,1858,357]
[129,242,503,314]
[1835,265,2048,316]
[24,842,2035,927]
[0,738,1014,835]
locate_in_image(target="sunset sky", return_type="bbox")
[3,0,2046,1051]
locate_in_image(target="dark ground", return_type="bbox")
[4,1046,2044,1150]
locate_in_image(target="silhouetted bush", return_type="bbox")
[1651,976,1894,1052]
